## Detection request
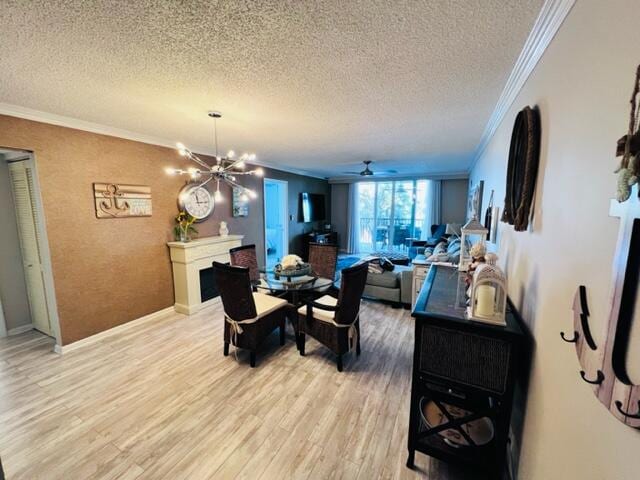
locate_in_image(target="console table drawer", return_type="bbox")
[419,325,511,394]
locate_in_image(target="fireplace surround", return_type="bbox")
[167,235,243,314]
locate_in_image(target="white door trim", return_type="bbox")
[5,153,63,347]
[27,154,62,347]
[263,178,289,265]
[0,299,6,337]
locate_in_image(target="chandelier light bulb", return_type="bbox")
[165,167,176,175]
[214,189,223,202]
[254,167,264,177]
[176,142,188,156]
[247,189,257,199]
[227,150,235,158]
[248,153,256,161]
[240,192,249,202]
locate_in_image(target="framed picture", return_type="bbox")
[467,180,484,221]
[232,187,249,217]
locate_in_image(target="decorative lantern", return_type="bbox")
[467,263,507,325]
[458,218,488,271]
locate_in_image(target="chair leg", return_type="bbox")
[337,354,343,372]
[250,351,256,368]
[298,333,306,356]
[356,321,361,356]
[223,342,229,356]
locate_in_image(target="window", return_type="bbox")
[356,179,438,253]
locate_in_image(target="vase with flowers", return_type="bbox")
[174,211,198,242]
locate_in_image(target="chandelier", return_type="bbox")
[165,111,263,202]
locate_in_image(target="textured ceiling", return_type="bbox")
[0,0,543,178]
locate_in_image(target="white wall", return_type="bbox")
[0,155,32,332]
[470,1,640,478]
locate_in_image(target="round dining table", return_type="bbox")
[255,268,334,306]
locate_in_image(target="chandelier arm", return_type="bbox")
[224,177,250,191]
[223,159,247,172]
[196,176,215,189]
[186,152,213,171]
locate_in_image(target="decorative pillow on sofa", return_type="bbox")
[366,257,395,274]
[433,241,448,255]
[426,252,450,262]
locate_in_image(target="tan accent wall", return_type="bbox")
[0,115,328,344]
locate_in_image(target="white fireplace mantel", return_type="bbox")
[168,234,243,314]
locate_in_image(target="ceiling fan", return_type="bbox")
[342,160,398,176]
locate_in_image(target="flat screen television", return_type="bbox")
[300,193,326,222]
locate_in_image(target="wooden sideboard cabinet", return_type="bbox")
[411,256,429,309]
[408,265,528,479]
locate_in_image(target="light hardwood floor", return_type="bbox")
[0,299,475,480]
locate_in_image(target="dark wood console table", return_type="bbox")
[301,231,338,260]
[407,265,527,479]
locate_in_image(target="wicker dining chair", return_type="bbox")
[308,242,339,281]
[229,244,260,283]
[212,262,288,367]
[297,261,368,371]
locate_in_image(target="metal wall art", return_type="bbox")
[93,183,152,218]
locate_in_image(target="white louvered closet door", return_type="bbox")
[8,161,52,336]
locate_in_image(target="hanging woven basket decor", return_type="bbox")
[501,106,541,231]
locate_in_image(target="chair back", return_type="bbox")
[335,262,368,325]
[212,262,257,320]
[308,242,338,280]
[229,244,259,282]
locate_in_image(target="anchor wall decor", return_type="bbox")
[562,65,640,428]
[562,184,640,428]
[93,183,152,219]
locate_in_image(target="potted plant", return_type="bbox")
[174,211,198,242]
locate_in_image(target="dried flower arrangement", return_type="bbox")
[614,65,640,202]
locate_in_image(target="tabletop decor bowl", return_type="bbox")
[274,262,312,278]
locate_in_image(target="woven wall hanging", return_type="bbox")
[501,106,541,231]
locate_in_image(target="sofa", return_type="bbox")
[362,264,413,307]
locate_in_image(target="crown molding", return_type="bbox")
[468,0,575,172]
[0,102,327,180]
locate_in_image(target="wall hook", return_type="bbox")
[580,370,604,385]
[560,331,579,343]
[615,400,640,419]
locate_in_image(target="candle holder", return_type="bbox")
[459,218,488,271]
[467,262,507,326]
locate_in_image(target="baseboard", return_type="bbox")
[174,297,221,315]
[54,306,175,354]
[7,324,34,336]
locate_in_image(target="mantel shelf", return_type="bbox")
[167,234,244,249]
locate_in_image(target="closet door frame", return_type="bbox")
[7,153,62,348]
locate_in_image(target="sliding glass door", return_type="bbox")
[356,179,435,253]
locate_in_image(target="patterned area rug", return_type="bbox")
[336,256,360,275]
